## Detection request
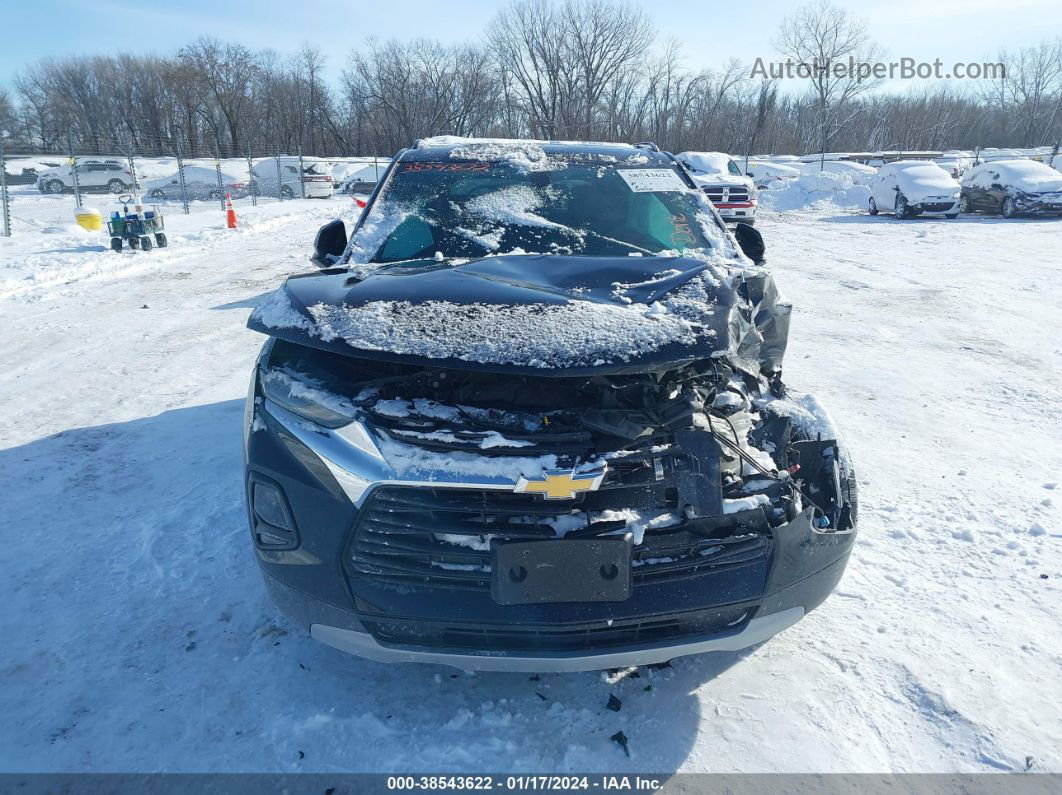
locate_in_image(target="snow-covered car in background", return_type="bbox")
[36,160,136,194]
[675,151,758,223]
[959,159,1062,217]
[142,165,249,201]
[4,157,63,185]
[330,159,390,191]
[250,156,334,198]
[798,160,877,185]
[744,160,801,190]
[868,160,960,219]
[243,137,859,672]
[337,162,390,195]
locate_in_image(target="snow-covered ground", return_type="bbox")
[1,195,1059,773]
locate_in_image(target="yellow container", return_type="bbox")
[74,207,102,231]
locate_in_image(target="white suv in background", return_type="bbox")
[36,160,136,194]
[675,151,758,224]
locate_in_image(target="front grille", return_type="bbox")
[363,603,756,652]
[920,202,954,212]
[345,485,771,591]
[703,186,751,204]
[366,399,595,457]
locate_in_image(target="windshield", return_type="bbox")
[360,160,721,263]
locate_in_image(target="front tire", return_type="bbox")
[958,194,971,214]
[110,237,123,252]
[139,236,153,251]
[895,195,912,220]
[47,179,66,194]
[154,233,168,248]
[868,197,878,215]
[280,185,294,198]
[149,189,166,200]
[108,179,126,193]
[1001,197,1017,218]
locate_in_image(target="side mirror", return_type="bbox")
[311,219,347,268]
[734,222,765,265]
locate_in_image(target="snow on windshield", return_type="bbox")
[345,160,739,268]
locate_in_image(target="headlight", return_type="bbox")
[260,367,355,428]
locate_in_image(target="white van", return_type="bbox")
[251,157,334,198]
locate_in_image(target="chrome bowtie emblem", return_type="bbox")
[514,468,606,500]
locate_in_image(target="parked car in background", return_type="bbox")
[36,160,136,194]
[337,162,390,195]
[250,157,334,198]
[4,157,63,186]
[798,160,877,185]
[675,151,758,223]
[744,160,800,189]
[959,159,1062,217]
[142,166,249,201]
[868,161,960,219]
[330,159,391,190]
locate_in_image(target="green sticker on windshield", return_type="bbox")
[617,169,688,193]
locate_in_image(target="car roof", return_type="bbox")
[401,137,673,166]
[886,160,945,170]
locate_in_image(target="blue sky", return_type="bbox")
[2,0,1060,92]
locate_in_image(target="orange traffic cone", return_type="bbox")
[225,193,238,229]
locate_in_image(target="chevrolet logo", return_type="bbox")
[514,468,606,500]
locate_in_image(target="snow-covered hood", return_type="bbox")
[690,172,754,190]
[894,167,960,199]
[248,254,791,377]
[677,152,754,190]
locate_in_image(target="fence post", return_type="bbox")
[247,155,257,206]
[214,155,225,210]
[275,151,284,201]
[0,135,11,237]
[125,141,141,204]
[298,148,306,199]
[68,132,82,209]
[176,142,190,215]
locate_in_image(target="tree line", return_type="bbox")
[1,0,1060,159]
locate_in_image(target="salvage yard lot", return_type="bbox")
[1,198,1059,772]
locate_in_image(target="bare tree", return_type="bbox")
[179,38,260,155]
[773,1,884,166]
[490,0,653,139]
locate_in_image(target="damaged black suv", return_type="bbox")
[243,137,858,672]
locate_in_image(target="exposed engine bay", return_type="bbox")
[263,337,857,587]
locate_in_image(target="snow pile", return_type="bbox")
[250,287,316,333]
[304,297,701,368]
[758,170,871,213]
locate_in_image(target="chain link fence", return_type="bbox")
[0,134,389,237]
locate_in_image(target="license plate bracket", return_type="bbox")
[491,539,632,605]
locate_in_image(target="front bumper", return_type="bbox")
[913,199,960,214]
[246,377,856,671]
[311,605,805,672]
